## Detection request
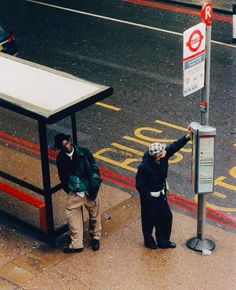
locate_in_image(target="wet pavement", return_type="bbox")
[0,184,236,289]
[0,143,235,289]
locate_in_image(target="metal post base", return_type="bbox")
[186,237,215,252]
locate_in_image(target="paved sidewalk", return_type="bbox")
[0,184,235,290]
[0,134,235,289]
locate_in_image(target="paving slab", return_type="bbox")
[0,191,236,289]
[17,198,236,290]
[0,224,39,268]
[11,253,51,275]
[0,183,132,287]
[0,263,35,286]
[0,277,18,290]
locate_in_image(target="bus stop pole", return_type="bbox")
[197,13,212,242]
[197,195,206,240]
[233,4,236,43]
[187,1,215,252]
[204,21,211,127]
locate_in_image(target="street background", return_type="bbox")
[1,0,235,222]
[0,1,235,288]
[167,0,233,11]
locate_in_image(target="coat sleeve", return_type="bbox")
[56,156,70,193]
[166,135,190,158]
[85,149,100,176]
[135,165,151,199]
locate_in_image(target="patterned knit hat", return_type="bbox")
[148,142,166,156]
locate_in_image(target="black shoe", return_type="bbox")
[91,239,100,251]
[63,246,83,253]
[145,242,157,250]
[158,242,176,249]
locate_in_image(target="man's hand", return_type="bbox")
[186,124,193,139]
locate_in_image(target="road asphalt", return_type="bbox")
[162,0,233,12]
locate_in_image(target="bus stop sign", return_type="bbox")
[201,2,213,26]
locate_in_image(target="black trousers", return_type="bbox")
[140,194,173,247]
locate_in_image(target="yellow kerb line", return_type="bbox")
[96,102,121,111]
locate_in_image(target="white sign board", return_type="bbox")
[183,53,205,96]
[183,23,206,97]
[190,122,216,194]
[198,136,214,193]
[183,22,206,60]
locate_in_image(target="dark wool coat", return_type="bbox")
[135,135,190,199]
[56,145,100,199]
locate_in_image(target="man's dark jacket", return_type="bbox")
[135,136,190,199]
[56,145,101,200]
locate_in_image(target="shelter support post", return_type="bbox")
[38,121,55,245]
[71,113,78,145]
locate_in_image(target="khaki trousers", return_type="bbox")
[66,192,102,249]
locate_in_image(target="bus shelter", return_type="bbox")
[0,53,113,245]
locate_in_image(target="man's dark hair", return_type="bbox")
[54,133,70,149]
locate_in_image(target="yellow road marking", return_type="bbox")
[134,127,163,142]
[229,166,236,177]
[94,148,139,172]
[95,118,236,213]
[155,119,188,132]
[111,143,143,155]
[96,102,121,111]
[123,135,178,145]
[212,191,227,199]
[180,147,192,152]
[194,195,236,212]
[123,136,150,146]
[121,136,184,163]
[215,176,236,191]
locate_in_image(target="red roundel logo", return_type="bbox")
[187,29,204,52]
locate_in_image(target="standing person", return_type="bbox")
[54,133,102,253]
[135,126,192,249]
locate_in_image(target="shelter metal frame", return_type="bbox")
[0,53,113,245]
